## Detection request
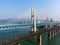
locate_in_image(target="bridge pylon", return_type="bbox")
[31,7,36,32]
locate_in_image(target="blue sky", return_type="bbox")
[0,0,60,21]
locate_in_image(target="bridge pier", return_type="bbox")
[10,44,14,45]
[49,31,52,39]
[56,30,58,35]
[57,29,59,34]
[59,28,60,33]
[17,42,21,45]
[53,30,54,38]
[58,29,59,33]
[55,30,56,36]
[39,34,42,45]
[48,30,52,39]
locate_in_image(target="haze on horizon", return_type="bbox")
[0,0,60,21]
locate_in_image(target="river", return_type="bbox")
[0,26,60,45]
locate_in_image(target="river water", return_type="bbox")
[0,26,60,45]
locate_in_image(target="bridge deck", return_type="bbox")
[0,22,50,30]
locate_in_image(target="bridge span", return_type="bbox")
[0,22,50,30]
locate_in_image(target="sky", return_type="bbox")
[0,0,60,21]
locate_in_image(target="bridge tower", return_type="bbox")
[31,7,36,32]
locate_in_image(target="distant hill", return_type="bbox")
[0,18,31,24]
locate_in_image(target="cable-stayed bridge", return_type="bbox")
[0,7,59,45]
[0,21,50,30]
[0,7,50,30]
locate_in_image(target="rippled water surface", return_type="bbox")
[0,27,60,45]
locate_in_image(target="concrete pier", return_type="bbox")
[17,42,21,45]
[53,30,54,38]
[50,31,52,39]
[55,30,56,36]
[40,35,42,45]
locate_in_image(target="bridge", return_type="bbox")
[0,7,60,45]
[0,22,50,30]
[0,7,51,30]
